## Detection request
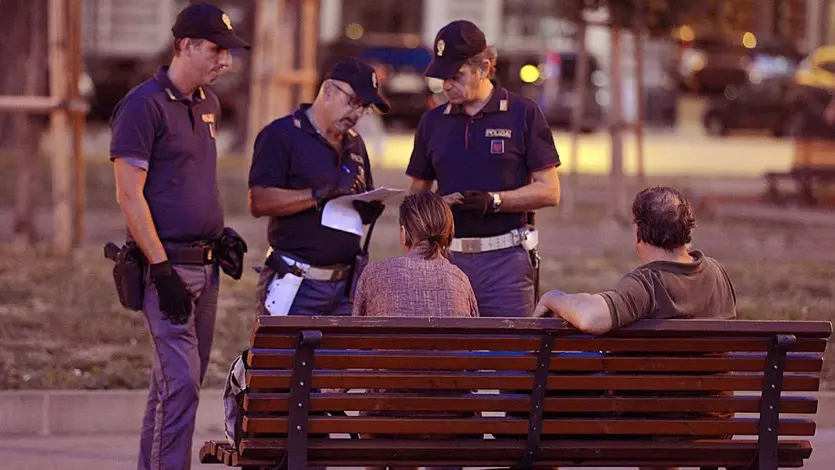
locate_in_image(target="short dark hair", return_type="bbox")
[632,186,696,251]
[399,192,455,260]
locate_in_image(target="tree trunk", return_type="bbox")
[634,24,646,186]
[565,20,589,218]
[1,0,48,247]
[608,24,627,223]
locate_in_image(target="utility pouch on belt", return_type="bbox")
[104,242,144,311]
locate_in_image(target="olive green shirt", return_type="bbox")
[601,250,737,328]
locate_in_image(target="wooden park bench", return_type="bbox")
[765,138,835,206]
[200,316,831,469]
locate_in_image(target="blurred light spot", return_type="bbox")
[520,64,540,83]
[595,89,609,106]
[743,32,757,49]
[679,25,695,42]
[345,23,364,40]
[591,70,607,87]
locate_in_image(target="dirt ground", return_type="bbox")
[0,162,834,390]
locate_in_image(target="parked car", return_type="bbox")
[495,51,606,132]
[702,76,797,137]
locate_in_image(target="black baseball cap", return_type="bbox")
[325,58,391,114]
[172,2,250,50]
[424,20,487,80]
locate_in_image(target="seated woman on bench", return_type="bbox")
[352,190,478,319]
[351,191,477,470]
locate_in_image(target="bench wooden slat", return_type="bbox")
[198,441,223,464]
[246,370,821,392]
[241,416,816,436]
[243,392,818,414]
[237,438,812,467]
[254,316,833,338]
[246,349,824,373]
[251,333,829,353]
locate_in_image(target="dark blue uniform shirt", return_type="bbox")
[406,85,560,238]
[248,104,374,266]
[109,66,224,243]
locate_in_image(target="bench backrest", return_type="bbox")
[241,316,830,445]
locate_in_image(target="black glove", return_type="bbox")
[149,261,193,325]
[458,190,492,217]
[313,170,362,209]
[352,200,385,225]
[219,227,248,280]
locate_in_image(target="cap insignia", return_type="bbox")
[436,40,445,57]
[221,13,232,30]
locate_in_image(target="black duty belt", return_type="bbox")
[164,241,218,265]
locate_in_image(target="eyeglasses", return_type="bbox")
[331,83,373,114]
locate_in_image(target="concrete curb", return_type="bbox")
[2,389,835,436]
[0,389,226,436]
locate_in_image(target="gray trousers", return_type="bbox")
[450,245,535,318]
[138,263,219,470]
[255,263,352,317]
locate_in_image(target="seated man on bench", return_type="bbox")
[534,185,737,332]
[534,186,738,470]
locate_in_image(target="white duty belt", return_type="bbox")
[449,228,538,254]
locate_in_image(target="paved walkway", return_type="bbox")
[2,429,834,469]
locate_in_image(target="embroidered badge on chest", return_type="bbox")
[490,139,505,154]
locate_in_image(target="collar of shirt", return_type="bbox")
[442,82,510,116]
[153,66,207,103]
[292,103,360,150]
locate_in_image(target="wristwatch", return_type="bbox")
[489,191,502,213]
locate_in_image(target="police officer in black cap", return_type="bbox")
[407,20,561,318]
[109,3,249,469]
[249,58,390,316]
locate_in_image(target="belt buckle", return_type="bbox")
[204,246,213,263]
[461,238,482,253]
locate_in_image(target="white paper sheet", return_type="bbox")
[321,187,406,236]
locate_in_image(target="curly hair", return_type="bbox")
[632,186,696,251]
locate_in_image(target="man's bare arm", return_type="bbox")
[496,166,560,212]
[249,186,317,218]
[113,158,167,264]
[533,290,612,335]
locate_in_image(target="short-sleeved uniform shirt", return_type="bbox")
[109,66,224,243]
[406,84,560,238]
[248,104,374,266]
[601,250,737,327]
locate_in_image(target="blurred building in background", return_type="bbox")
[78,0,835,131]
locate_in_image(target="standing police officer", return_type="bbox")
[109,3,249,469]
[249,58,390,316]
[407,20,561,318]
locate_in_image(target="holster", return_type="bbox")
[103,241,144,311]
[346,217,377,300]
[526,212,541,302]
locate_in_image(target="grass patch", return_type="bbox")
[0,241,832,390]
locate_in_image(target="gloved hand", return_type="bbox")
[313,170,362,208]
[219,227,248,280]
[352,200,385,224]
[457,190,492,217]
[150,261,193,325]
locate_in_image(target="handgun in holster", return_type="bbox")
[103,241,145,311]
[526,212,541,302]
[346,216,377,301]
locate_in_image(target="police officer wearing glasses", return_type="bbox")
[407,20,561,318]
[249,58,390,316]
[109,3,249,469]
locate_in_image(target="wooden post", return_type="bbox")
[48,0,72,254]
[300,0,319,103]
[565,20,589,218]
[247,0,271,154]
[67,0,85,248]
[273,0,294,119]
[608,24,627,222]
